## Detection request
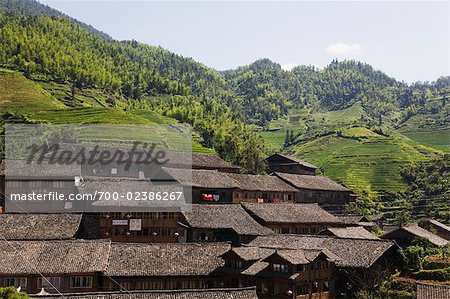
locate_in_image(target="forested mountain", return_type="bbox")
[0,0,112,40]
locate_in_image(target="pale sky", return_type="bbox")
[39,1,449,83]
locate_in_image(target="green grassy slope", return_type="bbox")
[0,69,213,153]
[288,127,438,197]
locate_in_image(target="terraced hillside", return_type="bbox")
[288,127,438,197]
[0,69,213,154]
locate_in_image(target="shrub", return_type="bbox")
[412,267,450,281]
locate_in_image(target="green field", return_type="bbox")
[288,128,437,197]
[402,129,449,152]
[0,70,213,153]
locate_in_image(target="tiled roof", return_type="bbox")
[246,234,396,268]
[241,203,341,224]
[319,227,379,240]
[105,242,230,277]
[241,261,269,276]
[417,283,450,299]
[0,213,82,240]
[0,239,110,275]
[81,176,185,208]
[4,159,81,178]
[264,249,322,265]
[160,168,238,189]
[382,224,449,247]
[336,215,368,224]
[32,287,258,299]
[182,204,273,236]
[275,172,350,192]
[222,247,275,261]
[267,153,318,169]
[226,173,298,192]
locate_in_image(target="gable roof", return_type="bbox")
[158,168,238,189]
[241,203,341,224]
[181,204,273,236]
[226,173,298,192]
[32,287,259,299]
[246,234,396,268]
[263,249,323,265]
[0,213,82,240]
[319,227,379,240]
[0,239,110,275]
[221,247,275,261]
[105,242,230,277]
[4,159,81,179]
[336,215,371,225]
[417,283,450,299]
[267,153,317,169]
[275,172,350,192]
[382,224,449,247]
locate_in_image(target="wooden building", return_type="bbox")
[103,242,230,291]
[335,215,377,230]
[274,172,356,213]
[180,204,273,245]
[225,173,298,203]
[0,239,110,294]
[3,159,81,212]
[156,168,238,204]
[31,287,259,299]
[381,224,449,248]
[221,246,335,299]
[79,176,187,243]
[241,203,344,235]
[266,153,317,176]
[246,234,399,298]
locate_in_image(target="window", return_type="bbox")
[199,232,209,241]
[296,284,309,295]
[111,167,118,175]
[6,181,22,188]
[38,277,61,289]
[30,181,42,188]
[70,276,93,288]
[273,263,289,273]
[273,283,280,295]
[53,181,65,189]
[6,278,27,290]
[323,281,330,292]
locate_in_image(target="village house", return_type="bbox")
[225,173,298,203]
[31,287,259,299]
[220,246,335,299]
[154,168,238,204]
[274,172,356,213]
[180,204,273,245]
[420,219,450,241]
[2,159,81,212]
[0,239,110,294]
[381,224,449,248]
[103,242,230,291]
[266,153,317,176]
[246,234,400,298]
[241,203,344,235]
[78,176,187,243]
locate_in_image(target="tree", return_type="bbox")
[0,287,30,299]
